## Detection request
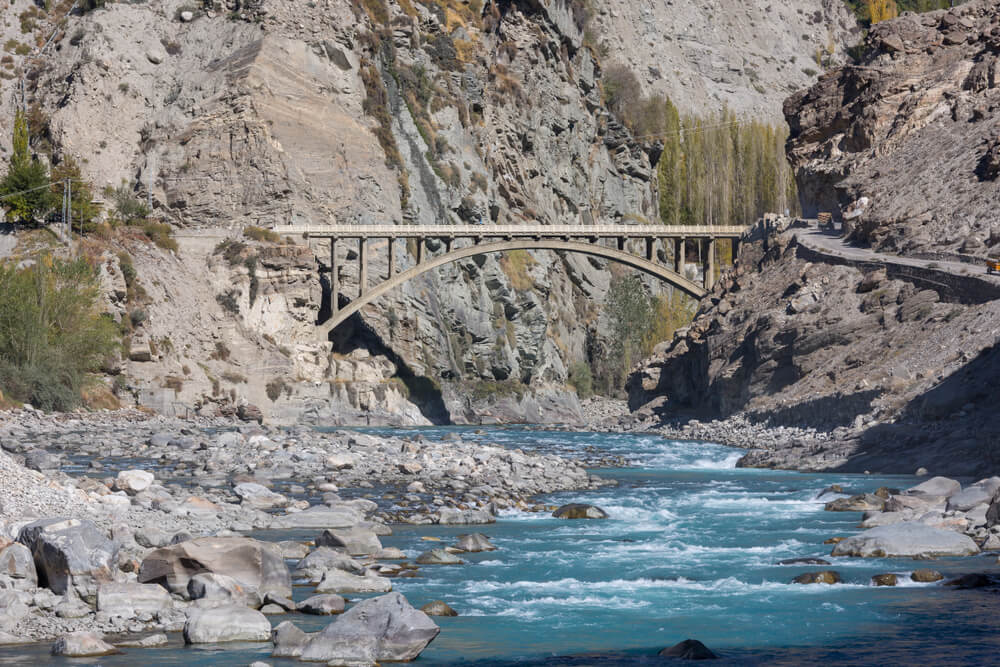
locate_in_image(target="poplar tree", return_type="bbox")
[1,109,54,226]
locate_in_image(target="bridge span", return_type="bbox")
[277,224,748,339]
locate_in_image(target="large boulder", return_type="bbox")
[268,506,362,529]
[824,493,885,512]
[295,547,365,582]
[138,537,290,601]
[905,477,961,498]
[0,543,37,590]
[300,592,439,663]
[415,549,463,565]
[50,632,118,657]
[272,620,314,658]
[552,503,608,519]
[115,469,155,495]
[187,573,258,608]
[421,600,458,617]
[454,533,497,552]
[947,482,998,513]
[831,522,980,558]
[297,594,346,615]
[792,571,841,585]
[317,527,382,556]
[0,592,29,630]
[315,569,392,594]
[183,605,271,644]
[17,518,117,602]
[96,582,172,617]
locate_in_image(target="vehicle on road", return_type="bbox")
[987,259,1000,275]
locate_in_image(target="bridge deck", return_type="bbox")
[278,224,747,238]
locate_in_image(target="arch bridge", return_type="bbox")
[279,224,747,340]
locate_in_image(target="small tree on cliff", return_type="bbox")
[1,110,55,226]
[867,0,899,24]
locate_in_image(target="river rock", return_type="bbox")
[377,547,407,560]
[17,518,117,602]
[0,543,37,590]
[234,482,288,510]
[272,621,314,658]
[188,572,258,608]
[552,503,608,519]
[454,533,497,552]
[884,494,947,513]
[860,511,910,529]
[297,594,346,615]
[824,493,885,512]
[946,482,997,513]
[97,582,172,616]
[295,547,365,581]
[911,568,944,583]
[415,549,463,565]
[138,536,291,600]
[299,592,439,663]
[831,522,980,558]
[115,633,169,648]
[792,571,841,585]
[115,469,155,495]
[268,505,361,529]
[183,605,271,643]
[317,527,382,556]
[50,632,118,657]
[437,508,495,525]
[421,600,458,616]
[658,638,718,660]
[276,541,310,560]
[905,477,961,498]
[777,557,830,566]
[0,592,29,630]
[315,569,392,594]
[871,573,898,586]
[946,573,997,589]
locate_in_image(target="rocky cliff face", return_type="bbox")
[785,0,1000,256]
[1,0,855,423]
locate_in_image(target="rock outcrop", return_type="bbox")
[785,0,1000,257]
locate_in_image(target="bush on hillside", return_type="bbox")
[0,256,119,411]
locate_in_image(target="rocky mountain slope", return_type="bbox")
[785,0,1000,257]
[627,1,1000,477]
[0,0,855,423]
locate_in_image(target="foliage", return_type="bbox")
[0,256,119,411]
[867,0,898,24]
[567,361,593,399]
[601,63,641,123]
[265,377,290,402]
[244,225,280,243]
[360,62,410,207]
[50,156,101,232]
[844,0,953,25]
[109,183,150,225]
[499,249,536,290]
[1,110,55,226]
[656,107,798,227]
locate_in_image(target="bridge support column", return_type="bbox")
[617,237,625,251]
[704,238,716,290]
[645,237,654,261]
[416,238,424,265]
[387,237,395,278]
[359,238,367,296]
[675,237,685,274]
[732,237,741,263]
[330,238,338,315]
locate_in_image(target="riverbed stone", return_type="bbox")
[187,572,258,607]
[96,582,172,616]
[415,549,463,565]
[454,533,497,552]
[115,633,169,648]
[824,493,885,512]
[115,469,155,495]
[272,620,314,657]
[0,543,37,590]
[0,592,29,630]
[17,518,117,602]
[138,536,291,601]
[871,573,898,586]
[792,571,841,585]
[437,508,495,525]
[295,547,365,581]
[51,631,119,657]
[315,569,392,594]
[831,522,980,558]
[421,600,458,616]
[183,605,271,643]
[297,594,346,615]
[552,503,608,519]
[905,477,962,498]
[299,592,439,663]
[658,638,718,660]
[268,505,361,529]
[234,482,288,510]
[947,484,996,512]
[317,527,382,556]
[911,569,944,582]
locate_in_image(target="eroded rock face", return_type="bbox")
[137,537,291,601]
[17,518,117,602]
[785,0,1000,256]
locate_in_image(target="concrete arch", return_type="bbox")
[318,239,707,339]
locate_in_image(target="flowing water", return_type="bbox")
[6,427,1000,665]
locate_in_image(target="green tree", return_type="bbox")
[51,156,101,232]
[1,110,55,225]
[0,256,119,410]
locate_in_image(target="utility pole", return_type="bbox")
[147,154,154,213]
